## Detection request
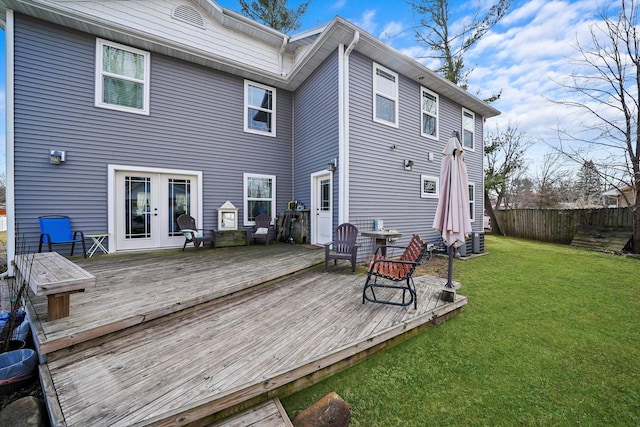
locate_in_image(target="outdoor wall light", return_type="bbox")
[327,159,337,172]
[50,150,66,165]
[404,159,414,171]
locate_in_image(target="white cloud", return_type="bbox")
[379,21,405,41]
[331,0,347,11]
[464,0,613,159]
[353,9,377,34]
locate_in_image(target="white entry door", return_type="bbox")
[312,172,333,245]
[114,170,200,251]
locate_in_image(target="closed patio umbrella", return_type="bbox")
[432,132,472,289]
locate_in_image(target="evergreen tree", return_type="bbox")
[239,0,311,34]
[576,160,603,205]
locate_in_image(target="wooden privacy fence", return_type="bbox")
[494,208,633,244]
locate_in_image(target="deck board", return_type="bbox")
[27,245,466,426]
[26,245,325,354]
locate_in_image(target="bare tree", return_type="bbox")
[484,124,532,234]
[553,0,640,251]
[239,0,311,34]
[506,176,535,208]
[410,0,511,101]
[533,152,569,209]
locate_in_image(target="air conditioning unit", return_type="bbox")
[458,237,473,257]
[472,232,485,253]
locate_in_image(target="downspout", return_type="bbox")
[4,10,15,277]
[278,36,288,76]
[291,91,295,202]
[280,36,294,201]
[338,31,359,224]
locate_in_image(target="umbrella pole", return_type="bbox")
[446,245,454,288]
[442,245,457,302]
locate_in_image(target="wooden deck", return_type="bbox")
[25,244,466,426]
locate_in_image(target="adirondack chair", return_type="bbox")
[38,216,87,258]
[362,234,428,309]
[177,214,214,252]
[324,223,359,273]
[246,213,274,246]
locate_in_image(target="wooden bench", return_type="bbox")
[362,234,428,309]
[14,252,96,321]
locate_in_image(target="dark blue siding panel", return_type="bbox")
[13,15,293,248]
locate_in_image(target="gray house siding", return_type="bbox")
[347,51,484,249]
[292,49,340,221]
[13,14,293,251]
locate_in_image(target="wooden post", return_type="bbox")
[48,293,71,321]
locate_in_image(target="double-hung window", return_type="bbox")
[244,80,276,137]
[244,173,276,225]
[462,108,475,150]
[421,87,438,139]
[373,63,398,127]
[95,39,150,115]
[468,182,476,221]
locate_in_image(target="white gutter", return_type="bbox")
[338,30,359,224]
[5,10,15,276]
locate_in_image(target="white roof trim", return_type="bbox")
[0,0,500,117]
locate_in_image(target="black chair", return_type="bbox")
[38,216,87,257]
[177,214,214,252]
[324,223,359,273]
[246,213,274,245]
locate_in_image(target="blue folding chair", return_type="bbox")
[38,216,87,257]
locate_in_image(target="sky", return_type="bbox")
[0,0,616,176]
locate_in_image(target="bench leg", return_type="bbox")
[48,293,71,320]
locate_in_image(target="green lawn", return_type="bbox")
[282,236,640,426]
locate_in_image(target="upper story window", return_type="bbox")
[95,39,150,115]
[244,173,276,225]
[373,63,398,127]
[468,182,476,221]
[244,81,276,137]
[421,87,438,139]
[462,108,475,150]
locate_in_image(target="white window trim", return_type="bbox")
[244,80,276,137]
[95,39,150,115]
[462,107,475,151]
[420,87,439,140]
[243,173,276,226]
[469,182,476,222]
[372,63,399,128]
[421,175,439,198]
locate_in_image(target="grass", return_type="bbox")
[282,236,640,426]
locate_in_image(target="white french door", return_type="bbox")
[111,167,201,251]
[311,171,333,245]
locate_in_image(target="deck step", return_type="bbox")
[213,398,293,427]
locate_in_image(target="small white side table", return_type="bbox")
[86,233,110,257]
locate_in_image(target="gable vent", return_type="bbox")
[172,5,205,29]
